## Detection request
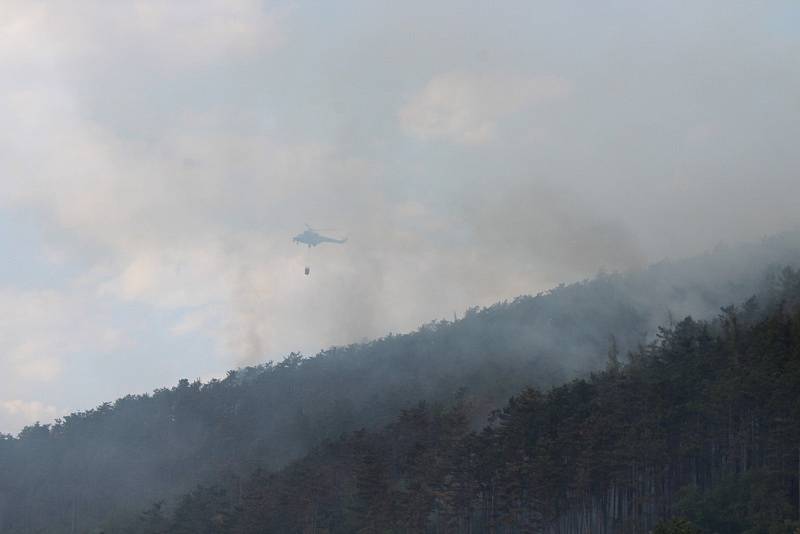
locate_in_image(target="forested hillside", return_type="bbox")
[110,266,800,533]
[1,234,799,533]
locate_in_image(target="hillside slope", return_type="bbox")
[113,266,800,534]
[1,233,799,533]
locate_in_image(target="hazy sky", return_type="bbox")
[1,1,799,433]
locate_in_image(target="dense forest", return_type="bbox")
[1,234,800,533]
[108,266,800,533]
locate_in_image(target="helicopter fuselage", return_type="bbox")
[292,230,347,247]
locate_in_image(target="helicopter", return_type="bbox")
[292,224,348,248]
[294,224,347,276]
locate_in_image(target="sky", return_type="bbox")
[1,0,799,433]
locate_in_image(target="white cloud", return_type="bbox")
[170,308,216,337]
[399,72,570,145]
[0,289,125,383]
[0,1,286,72]
[13,355,62,382]
[0,0,797,434]
[1,400,58,430]
[129,1,286,66]
[0,79,383,364]
[0,284,132,432]
[0,7,582,376]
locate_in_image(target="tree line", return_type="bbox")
[2,234,800,533]
[105,267,800,533]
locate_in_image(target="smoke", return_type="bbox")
[1,0,800,431]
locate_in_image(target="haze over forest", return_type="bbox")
[2,0,799,436]
[2,3,800,532]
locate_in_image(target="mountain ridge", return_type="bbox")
[2,232,800,533]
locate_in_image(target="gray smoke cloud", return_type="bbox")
[0,0,799,432]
